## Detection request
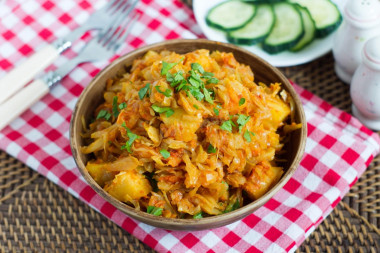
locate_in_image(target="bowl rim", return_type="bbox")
[70,39,307,230]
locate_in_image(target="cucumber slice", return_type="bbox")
[206,1,256,31]
[263,2,304,54]
[288,0,342,38]
[290,5,316,51]
[227,4,275,45]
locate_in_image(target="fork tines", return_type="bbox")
[99,0,140,51]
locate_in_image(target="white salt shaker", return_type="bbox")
[351,35,380,130]
[332,0,380,84]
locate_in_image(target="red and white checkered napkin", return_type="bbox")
[1,0,379,252]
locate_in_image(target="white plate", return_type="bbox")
[193,0,346,67]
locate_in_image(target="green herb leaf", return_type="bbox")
[152,105,174,117]
[118,102,127,110]
[232,199,240,210]
[202,72,214,79]
[96,109,111,121]
[168,71,185,88]
[213,108,219,116]
[224,199,240,213]
[207,77,219,84]
[220,120,234,132]
[188,75,202,88]
[166,72,174,83]
[193,212,203,219]
[237,114,251,133]
[203,88,214,104]
[174,71,185,82]
[244,130,252,143]
[138,83,151,100]
[176,81,188,92]
[239,98,246,106]
[188,86,204,101]
[191,63,204,74]
[165,109,174,117]
[160,149,170,159]
[112,96,119,118]
[120,123,139,153]
[155,86,172,97]
[161,61,178,76]
[193,104,199,109]
[189,69,203,83]
[147,206,163,216]
[207,144,217,154]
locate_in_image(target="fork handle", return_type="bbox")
[0,79,49,131]
[0,45,59,105]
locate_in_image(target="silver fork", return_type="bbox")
[0,11,140,131]
[0,0,139,105]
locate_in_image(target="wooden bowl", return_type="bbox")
[70,39,307,230]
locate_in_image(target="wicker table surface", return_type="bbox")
[1,52,379,253]
[1,1,380,250]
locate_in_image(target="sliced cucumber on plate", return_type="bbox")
[205,0,342,53]
[287,0,342,38]
[227,4,275,45]
[263,2,304,54]
[206,1,256,31]
[290,4,316,52]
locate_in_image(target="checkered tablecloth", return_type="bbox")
[1,0,379,252]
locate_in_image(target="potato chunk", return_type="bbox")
[243,161,283,200]
[104,170,152,202]
[86,162,115,187]
[264,96,290,129]
[160,108,202,142]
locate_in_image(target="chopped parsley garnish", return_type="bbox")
[121,122,139,153]
[244,130,252,142]
[112,96,119,118]
[162,61,218,104]
[167,71,186,88]
[96,109,111,121]
[188,86,204,101]
[188,75,201,88]
[138,83,151,100]
[193,212,203,219]
[237,114,251,133]
[160,149,171,159]
[207,144,217,154]
[161,62,178,76]
[155,86,172,97]
[191,63,204,74]
[213,108,219,116]
[203,88,214,104]
[239,98,246,106]
[245,130,255,142]
[193,104,199,109]
[220,120,235,133]
[152,105,174,117]
[147,206,163,216]
[202,72,214,79]
[118,102,127,110]
[224,199,240,213]
[161,58,183,76]
[206,77,219,84]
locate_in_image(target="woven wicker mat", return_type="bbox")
[1,52,380,252]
